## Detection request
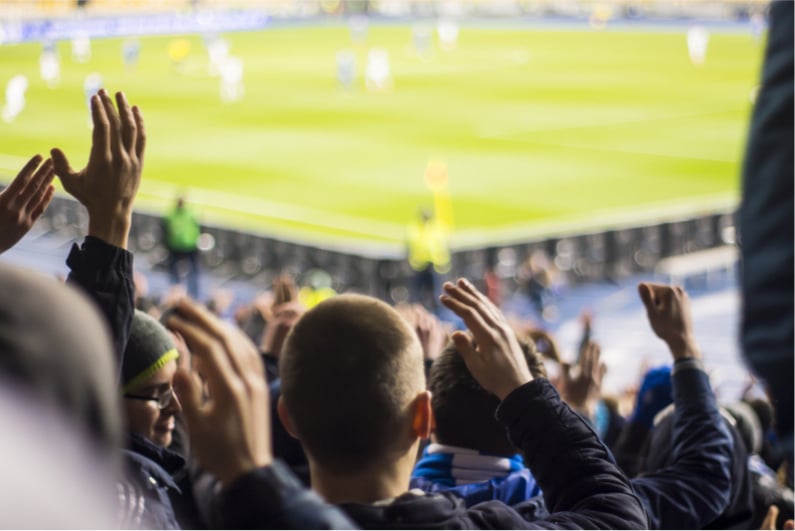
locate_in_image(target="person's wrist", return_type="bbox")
[495,375,533,401]
[88,210,131,249]
[666,335,700,361]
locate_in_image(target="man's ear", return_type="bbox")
[410,390,433,439]
[276,396,299,440]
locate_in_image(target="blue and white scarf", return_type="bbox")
[412,443,527,487]
[410,443,541,506]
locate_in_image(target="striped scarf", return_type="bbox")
[412,443,527,487]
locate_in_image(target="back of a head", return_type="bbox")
[0,263,121,452]
[280,294,424,474]
[430,337,546,455]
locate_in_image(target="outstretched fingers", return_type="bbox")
[6,154,43,195]
[166,301,238,400]
[89,93,110,164]
[132,105,146,163]
[98,89,123,161]
[115,91,137,157]
[441,279,500,332]
[18,158,54,209]
[30,185,55,221]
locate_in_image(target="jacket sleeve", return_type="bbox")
[495,379,648,529]
[740,0,794,453]
[630,361,733,529]
[216,460,357,529]
[66,236,135,379]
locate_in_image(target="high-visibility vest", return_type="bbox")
[164,207,200,252]
[407,219,451,274]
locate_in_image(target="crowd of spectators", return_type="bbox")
[0,1,792,529]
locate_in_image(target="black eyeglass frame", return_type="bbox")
[123,388,176,410]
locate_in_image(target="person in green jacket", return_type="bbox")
[162,196,201,299]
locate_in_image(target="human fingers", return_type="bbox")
[115,91,137,156]
[6,154,43,195]
[18,158,54,208]
[456,277,504,324]
[442,280,500,329]
[173,367,206,430]
[581,342,596,381]
[638,283,655,313]
[29,185,54,221]
[451,330,478,361]
[98,89,123,161]
[89,93,110,163]
[132,105,146,163]
[440,285,493,341]
[760,505,779,530]
[174,298,261,380]
[166,307,237,399]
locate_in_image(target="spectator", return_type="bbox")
[163,194,202,300]
[410,336,545,506]
[277,278,646,528]
[406,204,451,312]
[1,87,355,530]
[120,309,197,528]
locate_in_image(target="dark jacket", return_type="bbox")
[216,460,357,529]
[120,433,185,530]
[740,0,794,455]
[340,379,647,529]
[66,235,135,376]
[409,362,734,530]
[632,362,735,529]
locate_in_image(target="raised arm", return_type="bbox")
[440,278,647,529]
[56,89,142,366]
[631,283,733,529]
[166,299,356,529]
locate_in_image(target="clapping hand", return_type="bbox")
[51,89,144,249]
[0,155,55,254]
[166,299,272,487]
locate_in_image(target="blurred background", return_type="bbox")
[0,0,769,400]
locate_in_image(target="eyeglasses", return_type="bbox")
[123,388,177,410]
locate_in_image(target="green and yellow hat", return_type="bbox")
[122,310,178,393]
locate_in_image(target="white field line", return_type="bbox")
[0,153,737,254]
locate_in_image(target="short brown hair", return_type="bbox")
[280,294,425,474]
[429,336,546,455]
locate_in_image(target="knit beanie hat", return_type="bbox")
[122,310,178,393]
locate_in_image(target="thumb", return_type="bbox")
[638,283,654,313]
[560,361,572,382]
[173,368,203,430]
[50,148,77,184]
[451,330,477,362]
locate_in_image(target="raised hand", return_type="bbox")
[0,155,55,254]
[260,300,305,359]
[166,299,272,487]
[638,282,700,360]
[559,341,606,414]
[396,302,447,361]
[51,89,144,249]
[440,278,533,400]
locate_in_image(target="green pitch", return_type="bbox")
[0,24,763,249]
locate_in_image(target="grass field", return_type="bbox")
[0,23,764,249]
